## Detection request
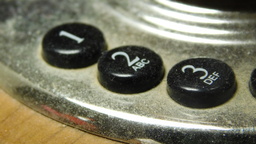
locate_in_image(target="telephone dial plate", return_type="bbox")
[0,0,256,143]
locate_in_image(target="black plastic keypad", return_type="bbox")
[167,58,236,108]
[97,46,164,94]
[42,23,107,69]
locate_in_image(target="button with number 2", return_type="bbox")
[167,58,236,108]
[98,46,164,94]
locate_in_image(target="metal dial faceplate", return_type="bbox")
[0,0,256,143]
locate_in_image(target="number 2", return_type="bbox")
[182,65,208,80]
[112,52,140,67]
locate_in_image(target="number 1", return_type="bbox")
[59,31,84,44]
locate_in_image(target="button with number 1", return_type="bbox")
[98,46,164,94]
[167,58,236,108]
[42,23,107,69]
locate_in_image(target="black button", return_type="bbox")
[42,23,107,69]
[167,58,236,108]
[249,69,256,97]
[98,46,164,94]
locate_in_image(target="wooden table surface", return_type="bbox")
[0,90,123,144]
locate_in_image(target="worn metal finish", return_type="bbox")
[1,0,256,143]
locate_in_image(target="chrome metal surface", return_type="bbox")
[0,0,256,143]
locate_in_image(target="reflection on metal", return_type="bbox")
[133,22,249,45]
[42,105,97,131]
[149,6,228,24]
[142,16,233,35]
[66,97,230,131]
[154,0,220,14]
[110,0,256,45]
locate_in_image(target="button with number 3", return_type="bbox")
[98,46,164,94]
[42,23,107,69]
[167,58,236,108]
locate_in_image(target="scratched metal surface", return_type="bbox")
[0,0,256,143]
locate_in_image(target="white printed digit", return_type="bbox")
[111,52,140,66]
[182,65,208,80]
[59,31,85,44]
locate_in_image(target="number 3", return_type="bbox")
[181,65,208,80]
